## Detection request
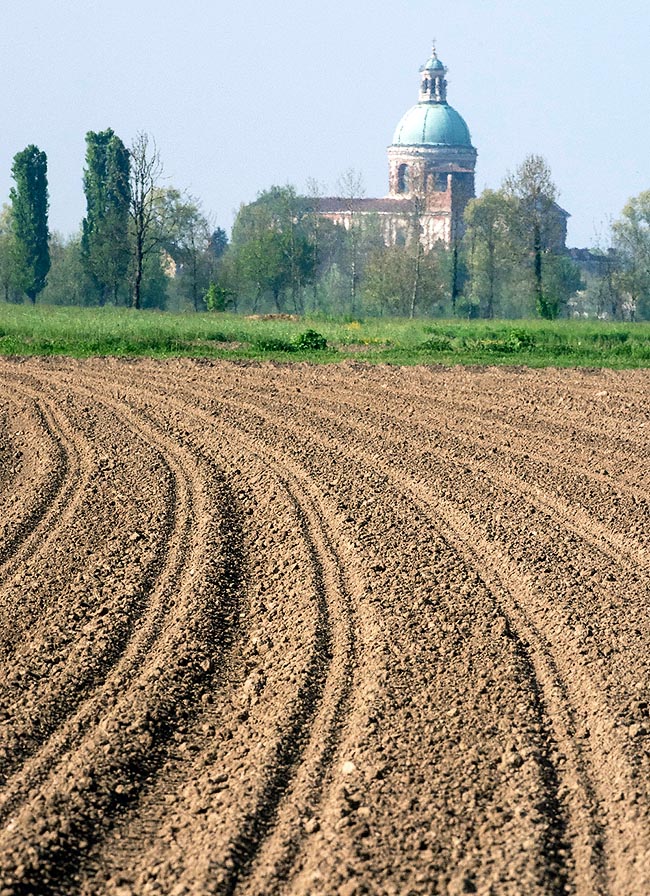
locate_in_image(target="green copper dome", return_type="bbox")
[422,54,445,72]
[392,102,472,147]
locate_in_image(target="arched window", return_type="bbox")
[397,164,409,194]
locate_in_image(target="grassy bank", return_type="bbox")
[1,303,650,368]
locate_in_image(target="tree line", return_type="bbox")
[1,131,227,311]
[2,135,650,320]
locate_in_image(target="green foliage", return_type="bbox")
[81,129,131,305]
[463,189,516,318]
[502,154,566,318]
[463,156,577,320]
[158,189,212,311]
[611,190,650,319]
[0,206,21,302]
[139,251,169,310]
[230,186,317,312]
[2,304,649,368]
[40,234,87,306]
[462,329,537,354]
[254,336,296,352]
[420,335,453,351]
[537,255,583,320]
[210,227,228,259]
[363,244,447,317]
[129,132,167,310]
[204,282,235,312]
[294,328,327,350]
[10,145,50,302]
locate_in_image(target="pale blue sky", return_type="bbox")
[1,0,648,246]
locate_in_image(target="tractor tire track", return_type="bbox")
[0,376,87,594]
[0,374,245,894]
[169,368,635,894]
[71,362,370,895]
[91,360,650,892]
[1,358,649,895]
[124,366,588,894]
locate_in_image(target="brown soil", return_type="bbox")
[0,357,649,896]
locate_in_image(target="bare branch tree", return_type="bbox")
[337,168,365,314]
[128,132,165,309]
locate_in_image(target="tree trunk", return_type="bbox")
[410,240,422,319]
[349,226,358,315]
[533,222,543,314]
[132,236,143,310]
[486,239,495,319]
[350,256,357,315]
[451,244,460,314]
[192,253,199,312]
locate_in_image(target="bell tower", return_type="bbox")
[419,45,447,103]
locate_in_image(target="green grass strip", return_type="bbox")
[1,303,650,369]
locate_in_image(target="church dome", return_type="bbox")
[391,46,474,149]
[392,102,472,147]
[422,53,445,72]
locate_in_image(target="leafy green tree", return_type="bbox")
[611,191,650,319]
[502,154,565,319]
[204,281,236,311]
[139,249,169,310]
[10,145,50,303]
[463,158,577,319]
[463,189,515,318]
[0,206,21,302]
[128,134,201,310]
[210,227,228,261]
[237,226,315,312]
[542,255,584,318]
[40,234,87,306]
[159,190,211,311]
[320,212,384,316]
[363,244,446,316]
[230,186,317,312]
[81,129,131,305]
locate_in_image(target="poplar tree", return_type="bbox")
[10,145,50,303]
[81,129,131,304]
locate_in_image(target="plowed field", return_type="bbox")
[0,357,649,896]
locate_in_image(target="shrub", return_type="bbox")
[419,336,454,352]
[254,336,296,352]
[204,283,236,312]
[294,329,328,351]
[505,329,536,350]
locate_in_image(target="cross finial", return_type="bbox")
[432,39,437,58]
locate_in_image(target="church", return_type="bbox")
[318,46,478,250]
